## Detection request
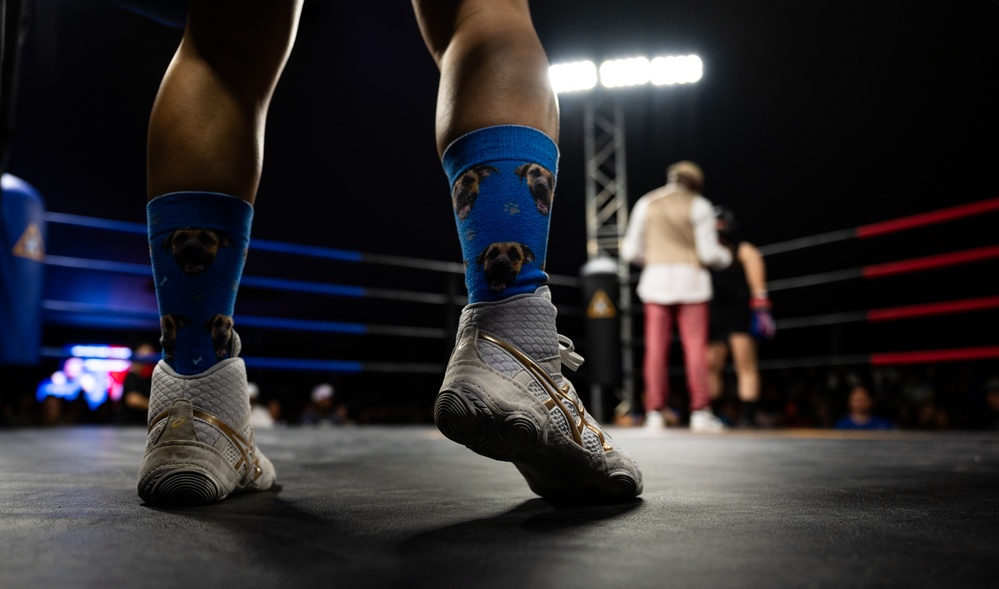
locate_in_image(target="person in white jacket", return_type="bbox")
[622,160,732,432]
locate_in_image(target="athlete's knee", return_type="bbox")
[184,0,303,88]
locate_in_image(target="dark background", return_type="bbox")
[10,1,998,260]
[4,0,998,423]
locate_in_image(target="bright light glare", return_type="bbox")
[69,344,132,359]
[83,358,131,374]
[650,55,703,85]
[549,61,597,93]
[550,54,702,93]
[600,57,650,88]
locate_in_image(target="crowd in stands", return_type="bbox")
[4,362,998,432]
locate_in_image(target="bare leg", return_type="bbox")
[147,0,303,203]
[412,0,558,158]
[137,0,302,506]
[729,333,760,403]
[414,0,641,503]
[707,341,729,400]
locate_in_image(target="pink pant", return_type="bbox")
[643,301,711,412]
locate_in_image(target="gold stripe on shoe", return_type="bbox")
[148,407,263,486]
[479,332,613,452]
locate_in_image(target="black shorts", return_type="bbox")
[709,302,752,342]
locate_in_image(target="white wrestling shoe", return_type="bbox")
[434,287,643,504]
[689,408,727,433]
[137,332,276,506]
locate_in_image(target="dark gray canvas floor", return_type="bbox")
[2,425,997,589]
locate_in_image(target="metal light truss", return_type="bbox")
[583,93,636,415]
[583,93,628,260]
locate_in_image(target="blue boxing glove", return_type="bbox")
[750,295,776,340]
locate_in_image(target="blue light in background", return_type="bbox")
[36,344,133,410]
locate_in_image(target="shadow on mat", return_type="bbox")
[141,488,643,583]
[141,485,409,581]
[398,497,643,551]
[141,484,382,545]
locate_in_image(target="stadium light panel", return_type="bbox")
[549,60,598,93]
[650,55,703,85]
[550,54,702,93]
[600,57,651,88]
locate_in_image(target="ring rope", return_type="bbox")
[766,245,999,292]
[757,196,999,256]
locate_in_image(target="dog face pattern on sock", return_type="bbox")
[514,163,555,216]
[443,126,559,303]
[148,193,252,375]
[206,314,236,360]
[453,164,555,222]
[476,241,535,293]
[153,229,241,367]
[159,314,187,361]
[452,165,497,221]
[451,161,555,302]
[162,228,232,275]
[159,228,234,363]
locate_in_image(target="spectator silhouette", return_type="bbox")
[834,384,895,431]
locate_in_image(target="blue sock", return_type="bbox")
[147,192,253,375]
[442,125,559,304]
